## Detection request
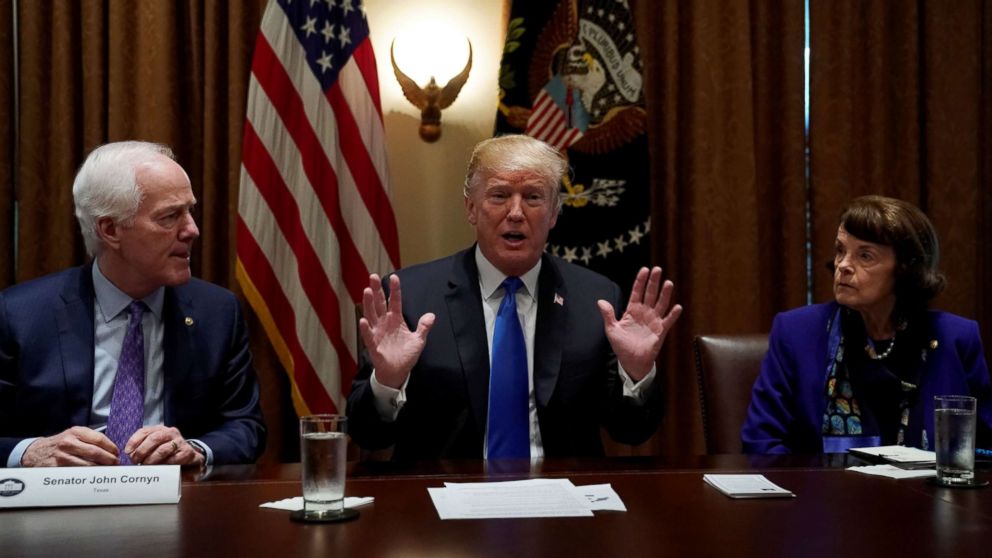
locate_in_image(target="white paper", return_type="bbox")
[703,474,795,498]
[577,483,627,511]
[0,465,180,508]
[848,445,936,464]
[430,478,593,519]
[259,496,374,511]
[847,465,937,479]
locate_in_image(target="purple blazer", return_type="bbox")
[742,302,992,454]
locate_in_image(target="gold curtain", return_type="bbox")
[636,0,808,455]
[809,0,992,362]
[15,0,267,285]
[0,0,14,288]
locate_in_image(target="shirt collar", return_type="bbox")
[474,245,541,302]
[92,260,165,322]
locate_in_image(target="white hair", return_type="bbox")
[72,141,176,256]
[464,135,568,212]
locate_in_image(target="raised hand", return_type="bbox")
[597,266,683,381]
[359,274,435,389]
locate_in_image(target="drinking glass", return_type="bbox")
[934,395,977,486]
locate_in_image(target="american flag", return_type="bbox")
[524,76,586,151]
[237,0,399,415]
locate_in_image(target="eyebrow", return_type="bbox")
[154,201,197,214]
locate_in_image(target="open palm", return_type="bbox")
[359,274,435,389]
[598,267,682,381]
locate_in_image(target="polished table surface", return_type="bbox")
[1,455,989,557]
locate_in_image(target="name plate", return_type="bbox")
[0,465,180,508]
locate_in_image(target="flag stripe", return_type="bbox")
[236,219,338,413]
[238,168,353,411]
[525,89,583,151]
[350,39,384,118]
[238,0,395,417]
[257,8,394,287]
[248,34,370,299]
[239,165,354,408]
[243,73,358,365]
[242,122,358,379]
[326,83,401,269]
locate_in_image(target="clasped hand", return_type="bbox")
[21,425,205,467]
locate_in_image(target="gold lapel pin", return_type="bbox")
[929,340,938,350]
[185,317,194,326]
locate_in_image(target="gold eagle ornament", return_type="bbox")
[390,38,472,142]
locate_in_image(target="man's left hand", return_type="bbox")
[597,266,683,381]
[124,425,205,467]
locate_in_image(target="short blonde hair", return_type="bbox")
[463,135,567,212]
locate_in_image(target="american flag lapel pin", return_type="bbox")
[554,293,564,306]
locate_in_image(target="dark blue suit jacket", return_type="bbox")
[346,248,663,460]
[742,302,992,454]
[0,264,266,466]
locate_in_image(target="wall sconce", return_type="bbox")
[390,38,472,142]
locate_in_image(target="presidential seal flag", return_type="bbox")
[496,0,649,293]
[237,0,399,415]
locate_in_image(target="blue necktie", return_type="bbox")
[106,301,146,465]
[486,277,529,459]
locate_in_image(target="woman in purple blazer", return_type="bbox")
[742,196,992,454]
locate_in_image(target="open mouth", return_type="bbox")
[502,232,526,243]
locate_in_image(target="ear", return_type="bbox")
[465,195,478,226]
[96,216,122,251]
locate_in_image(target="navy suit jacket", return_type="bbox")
[0,264,266,466]
[742,302,992,454]
[347,248,663,460]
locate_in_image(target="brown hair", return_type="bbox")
[833,195,946,318]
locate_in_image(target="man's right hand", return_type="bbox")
[359,274,435,389]
[20,426,120,467]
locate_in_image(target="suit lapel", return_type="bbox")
[57,265,97,426]
[443,249,490,437]
[162,285,195,425]
[534,254,565,407]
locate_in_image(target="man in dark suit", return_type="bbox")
[0,141,265,468]
[347,135,682,460]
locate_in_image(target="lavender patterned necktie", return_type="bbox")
[106,301,146,465]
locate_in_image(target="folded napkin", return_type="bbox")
[847,465,936,479]
[259,496,374,511]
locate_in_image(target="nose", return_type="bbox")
[507,195,525,221]
[179,212,200,241]
[835,253,853,275]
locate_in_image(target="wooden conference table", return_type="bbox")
[1,454,989,557]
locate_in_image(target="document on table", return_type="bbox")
[428,478,625,519]
[846,465,936,479]
[703,474,795,499]
[848,445,936,467]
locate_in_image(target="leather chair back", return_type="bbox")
[693,334,768,454]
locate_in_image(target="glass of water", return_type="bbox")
[300,414,348,518]
[934,395,977,486]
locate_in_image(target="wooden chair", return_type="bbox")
[693,334,768,454]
